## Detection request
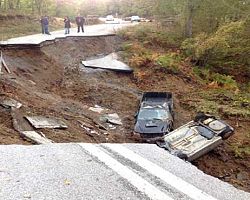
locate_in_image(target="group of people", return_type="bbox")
[40,14,86,35]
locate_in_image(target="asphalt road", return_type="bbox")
[0,143,249,200]
[0,22,134,45]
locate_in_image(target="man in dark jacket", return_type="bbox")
[64,16,71,34]
[75,14,85,33]
[40,16,50,35]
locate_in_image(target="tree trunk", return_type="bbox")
[186,0,194,37]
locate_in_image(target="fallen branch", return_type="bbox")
[62,111,108,131]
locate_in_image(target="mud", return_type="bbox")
[0,35,249,192]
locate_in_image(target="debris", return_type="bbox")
[23,194,31,199]
[82,53,133,73]
[89,105,105,113]
[21,131,52,144]
[77,120,94,129]
[63,112,108,131]
[0,98,22,109]
[108,124,116,130]
[103,113,122,126]
[78,120,101,137]
[64,179,71,185]
[25,116,68,129]
[28,80,36,85]
[0,51,11,74]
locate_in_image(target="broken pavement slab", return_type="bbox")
[0,98,22,109]
[82,53,133,73]
[21,131,53,144]
[11,109,53,144]
[25,116,68,129]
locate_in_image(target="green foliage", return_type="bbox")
[119,24,183,48]
[193,67,238,89]
[232,144,250,158]
[157,53,181,73]
[182,20,250,68]
[181,89,250,118]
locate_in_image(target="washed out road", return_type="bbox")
[0,22,249,200]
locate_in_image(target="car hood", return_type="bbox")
[134,119,170,134]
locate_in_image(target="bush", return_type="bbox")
[193,67,238,89]
[181,19,250,68]
[118,24,184,48]
[157,53,181,73]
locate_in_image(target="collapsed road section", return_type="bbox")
[0,28,249,192]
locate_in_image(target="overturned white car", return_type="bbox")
[157,113,234,161]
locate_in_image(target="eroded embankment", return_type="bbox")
[0,35,140,145]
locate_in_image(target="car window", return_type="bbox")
[138,109,170,120]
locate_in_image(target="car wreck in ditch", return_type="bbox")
[134,92,174,139]
[157,113,234,161]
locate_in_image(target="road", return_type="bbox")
[0,143,249,200]
[0,22,134,46]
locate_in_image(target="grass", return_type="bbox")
[180,89,250,118]
[118,23,184,48]
[193,66,238,90]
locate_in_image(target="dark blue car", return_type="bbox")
[134,92,174,139]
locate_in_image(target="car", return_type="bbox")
[123,17,131,21]
[157,113,234,161]
[106,15,114,21]
[134,92,174,139]
[131,16,141,22]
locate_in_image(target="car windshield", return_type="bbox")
[138,108,170,120]
[132,16,139,19]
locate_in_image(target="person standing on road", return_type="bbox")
[41,16,51,35]
[40,16,46,34]
[75,14,85,33]
[64,16,71,34]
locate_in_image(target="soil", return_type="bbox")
[0,35,249,192]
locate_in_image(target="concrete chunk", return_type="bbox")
[25,116,68,129]
[82,53,133,73]
[21,131,53,144]
[0,98,22,109]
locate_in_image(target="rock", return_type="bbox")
[104,113,122,126]
[236,172,247,181]
[89,105,105,113]
[0,98,22,109]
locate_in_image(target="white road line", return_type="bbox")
[79,143,173,200]
[104,144,218,200]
